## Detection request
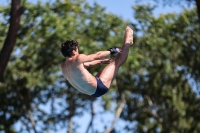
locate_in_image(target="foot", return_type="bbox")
[124,26,133,45]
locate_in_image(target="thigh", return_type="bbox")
[98,61,119,89]
[98,45,130,88]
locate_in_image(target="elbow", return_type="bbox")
[83,63,90,68]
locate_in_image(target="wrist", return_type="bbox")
[107,47,118,55]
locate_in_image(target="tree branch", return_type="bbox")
[85,100,95,133]
[27,109,37,133]
[0,0,23,79]
[144,95,163,123]
[195,0,200,27]
[104,93,126,133]
[68,119,73,133]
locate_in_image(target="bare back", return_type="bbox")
[61,58,97,95]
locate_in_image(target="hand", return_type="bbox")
[108,47,121,54]
[116,48,122,53]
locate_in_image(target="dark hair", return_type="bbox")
[61,40,79,57]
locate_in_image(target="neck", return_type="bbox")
[66,53,79,61]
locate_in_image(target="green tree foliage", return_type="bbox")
[0,0,128,132]
[1,0,200,133]
[135,0,200,25]
[118,5,200,133]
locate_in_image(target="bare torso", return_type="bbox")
[61,59,97,95]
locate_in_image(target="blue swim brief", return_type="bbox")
[91,77,109,97]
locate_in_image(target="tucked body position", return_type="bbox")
[60,26,133,97]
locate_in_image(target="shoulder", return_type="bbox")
[77,54,87,58]
[77,54,88,62]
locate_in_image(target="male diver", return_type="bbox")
[60,26,133,97]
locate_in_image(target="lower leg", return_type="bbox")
[115,44,131,67]
[97,26,133,88]
[115,26,133,66]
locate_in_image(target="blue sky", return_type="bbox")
[0,0,190,133]
[0,0,186,22]
[87,0,186,21]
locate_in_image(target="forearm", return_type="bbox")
[84,60,102,67]
[94,51,110,59]
[79,47,118,63]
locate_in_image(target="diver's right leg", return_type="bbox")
[96,26,133,88]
